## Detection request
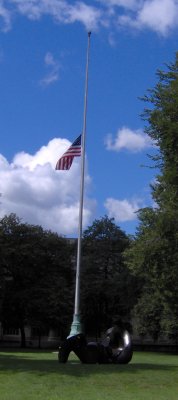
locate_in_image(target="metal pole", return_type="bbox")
[68,32,91,338]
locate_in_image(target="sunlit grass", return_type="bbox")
[0,349,178,399]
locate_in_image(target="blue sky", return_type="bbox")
[0,0,178,237]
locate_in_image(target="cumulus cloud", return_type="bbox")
[40,52,60,87]
[0,138,96,235]
[65,2,103,30]
[105,126,152,152]
[138,0,178,35]
[7,0,103,31]
[104,197,143,222]
[0,0,178,36]
[118,0,178,36]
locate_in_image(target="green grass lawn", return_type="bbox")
[0,349,178,400]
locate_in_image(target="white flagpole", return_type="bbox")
[68,32,91,338]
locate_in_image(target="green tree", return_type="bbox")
[142,52,178,209]
[0,214,73,347]
[126,53,178,341]
[81,216,137,337]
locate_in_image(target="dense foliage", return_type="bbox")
[0,214,74,346]
[125,53,178,341]
[0,214,135,344]
[81,216,137,337]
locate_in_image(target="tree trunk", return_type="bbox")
[38,332,41,349]
[20,326,26,348]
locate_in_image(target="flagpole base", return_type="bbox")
[67,314,83,338]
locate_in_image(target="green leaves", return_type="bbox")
[126,53,178,342]
[0,213,73,346]
[81,216,135,336]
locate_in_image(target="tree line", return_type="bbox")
[0,52,178,347]
[0,213,136,346]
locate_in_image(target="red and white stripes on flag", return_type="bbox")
[55,135,81,170]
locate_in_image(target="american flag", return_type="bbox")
[55,135,81,170]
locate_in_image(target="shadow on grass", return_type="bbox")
[0,351,178,377]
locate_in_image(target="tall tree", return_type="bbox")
[81,216,137,337]
[126,53,178,341]
[142,52,178,210]
[0,214,73,347]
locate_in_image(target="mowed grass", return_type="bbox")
[0,349,178,400]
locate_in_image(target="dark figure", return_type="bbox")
[58,323,133,364]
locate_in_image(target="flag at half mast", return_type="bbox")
[55,135,81,170]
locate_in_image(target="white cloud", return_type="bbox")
[65,2,103,31]
[104,197,142,222]
[10,0,44,20]
[0,0,177,37]
[0,0,177,36]
[0,138,96,235]
[0,2,11,31]
[40,52,60,87]
[118,0,178,36]
[8,0,103,31]
[99,0,140,10]
[44,52,57,66]
[101,0,178,36]
[105,126,152,152]
[138,0,178,35]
